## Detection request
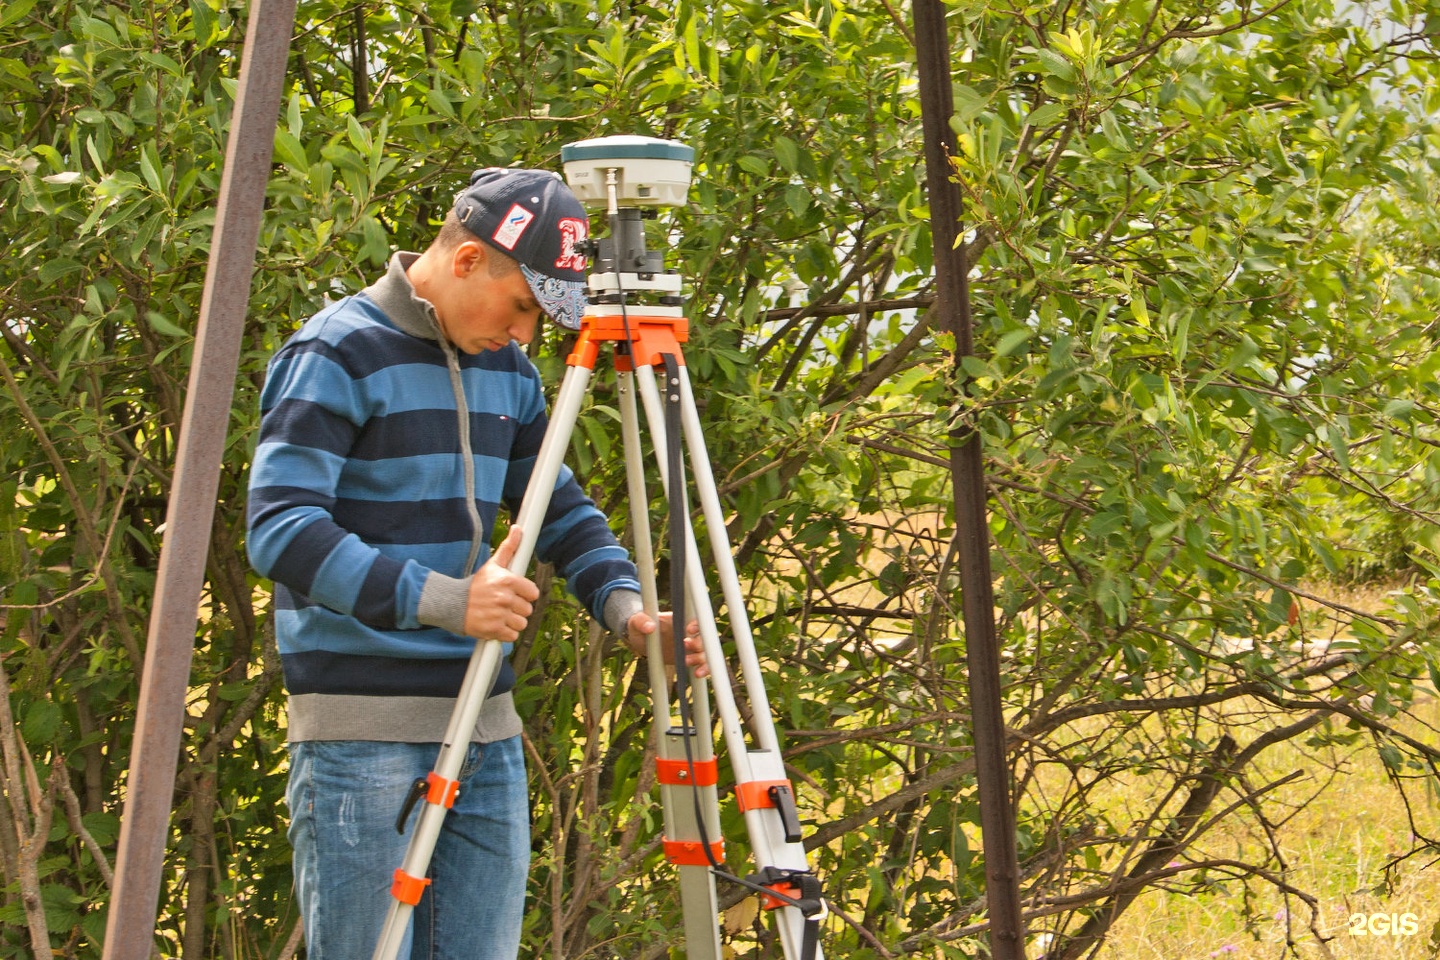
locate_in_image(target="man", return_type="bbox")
[247,167,706,959]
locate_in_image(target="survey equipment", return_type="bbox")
[374,136,827,960]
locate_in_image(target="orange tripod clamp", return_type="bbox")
[664,838,727,867]
[657,756,719,786]
[391,868,431,906]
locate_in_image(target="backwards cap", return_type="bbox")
[453,168,590,330]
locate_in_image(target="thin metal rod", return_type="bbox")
[102,0,297,956]
[620,366,721,770]
[623,366,725,915]
[912,1,1027,957]
[635,365,748,774]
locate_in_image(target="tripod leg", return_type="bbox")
[617,370,665,703]
[618,371,724,960]
[371,362,596,960]
[672,364,826,960]
[675,365,783,751]
[636,359,827,960]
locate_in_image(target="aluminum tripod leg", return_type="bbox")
[635,357,826,960]
[371,362,596,960]
[618,371,724,960]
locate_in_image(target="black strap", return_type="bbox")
[394,777,427,834]
[660,354,690,720]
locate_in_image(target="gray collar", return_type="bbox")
[364,252,443,341]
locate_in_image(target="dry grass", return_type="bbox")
[1092,586,1440,960]
[1096,703,1440,959]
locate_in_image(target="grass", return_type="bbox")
[1095,683,1440,960]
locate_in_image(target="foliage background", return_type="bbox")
[2,0,1440,957]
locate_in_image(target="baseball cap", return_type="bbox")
[453,168,591,330]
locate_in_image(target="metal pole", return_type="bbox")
[912,1,1027,957]
[102,0,297,956]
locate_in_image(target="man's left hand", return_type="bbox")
[626,612,709,678]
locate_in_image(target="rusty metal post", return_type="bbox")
[101,0,297,956]
[912,1,1027,957]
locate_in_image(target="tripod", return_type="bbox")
[372,142,826,960]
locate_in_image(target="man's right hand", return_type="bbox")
[464,526,540,641]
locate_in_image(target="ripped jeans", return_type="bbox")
[285,737,530,960]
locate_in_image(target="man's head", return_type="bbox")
[410,168,591,353]
[451,167,591,332]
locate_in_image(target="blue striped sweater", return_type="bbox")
[247,253,641,743]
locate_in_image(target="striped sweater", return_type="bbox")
[247,253,641,743]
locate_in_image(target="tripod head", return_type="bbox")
[561,136,693,306]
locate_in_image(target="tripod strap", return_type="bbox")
[803,916,819,960]
[744,866,826,960]
[659,352,724,877]
[661,354,688,694]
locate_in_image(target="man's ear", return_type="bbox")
[452,240,485,278]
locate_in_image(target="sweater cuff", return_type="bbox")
[603,589,645,637]
[417,572,470,636]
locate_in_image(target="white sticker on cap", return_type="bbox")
[492,203,534,250]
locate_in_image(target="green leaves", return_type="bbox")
[4,0,1440,957]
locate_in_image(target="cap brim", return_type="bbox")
[520,264,587,331]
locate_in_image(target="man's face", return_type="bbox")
[438,242,544,353]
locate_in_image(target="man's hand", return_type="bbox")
[626,612,709,678]
[464,526,540,642]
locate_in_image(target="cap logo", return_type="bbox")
[555,218,588,272]
[492,203,534,251]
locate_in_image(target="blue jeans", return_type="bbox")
[286,737,530,960]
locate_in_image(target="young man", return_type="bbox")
[247,167,706,958]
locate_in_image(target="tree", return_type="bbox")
[2,0,1438,956]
